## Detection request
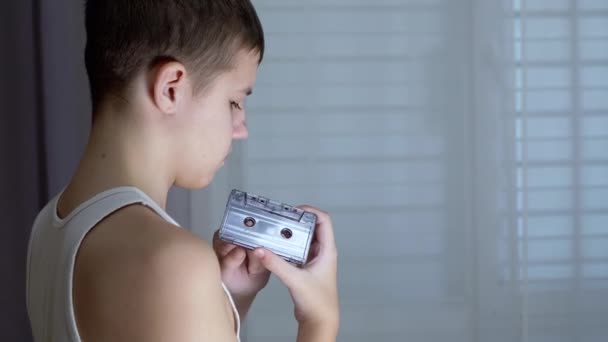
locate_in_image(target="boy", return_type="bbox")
[26,1,339,341]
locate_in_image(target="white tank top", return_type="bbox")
[26,186,241,341]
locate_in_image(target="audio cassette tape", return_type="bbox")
[218,189,317,265]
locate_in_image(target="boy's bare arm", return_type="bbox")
[76,229,237,342]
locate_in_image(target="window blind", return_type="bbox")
[515,0,608,340]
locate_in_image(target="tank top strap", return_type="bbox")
[54,186,177,232]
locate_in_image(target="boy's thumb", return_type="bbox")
[254,248,299,288]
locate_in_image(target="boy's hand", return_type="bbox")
[253,206,339,334]
[213,231,271,319]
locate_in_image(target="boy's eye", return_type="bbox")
[230,101,242,110]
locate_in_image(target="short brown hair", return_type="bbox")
[84,0,264,109]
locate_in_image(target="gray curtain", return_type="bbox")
[1,1,104,340]
[2,1,44,341]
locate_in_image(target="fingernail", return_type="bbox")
[255,249,265,258]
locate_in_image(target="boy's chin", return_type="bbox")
[175,171,216,190]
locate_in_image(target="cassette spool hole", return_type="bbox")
[243,217,256,228]
[281,228,293,239]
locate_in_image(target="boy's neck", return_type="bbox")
[57,110,174,218]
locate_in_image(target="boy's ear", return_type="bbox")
[152,61,188,114]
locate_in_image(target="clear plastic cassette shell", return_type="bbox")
[218,189,317,265]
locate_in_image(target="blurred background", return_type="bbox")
[2,0,608,341]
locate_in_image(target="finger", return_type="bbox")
[221,246,246,269]
[220,243,237,257]
[297,205,336,248]
[310,241,321,259]
[253,248,300,289]
[213,229,220,243]
[213,230,237,257]
[212,230,223,251]
[306,241,321,263]
[215,239,237,258]
[246,249,268,275]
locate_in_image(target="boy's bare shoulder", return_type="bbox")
[78,203,218,273]
[78,202,219,281]
[74,204,234,341]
